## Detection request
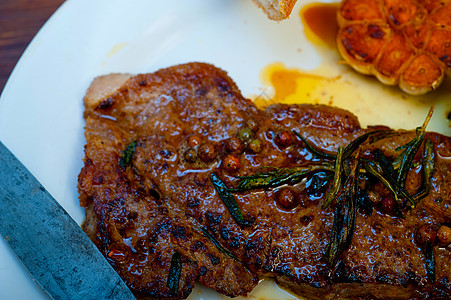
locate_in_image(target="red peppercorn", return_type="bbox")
[198,143,217,163]
[188,135,202,147]
[275,131,292,148]
[437,225,451,245]
[223,154,241,172]
[276,188,299,210]
[379,196,395,213]
[225,138,244,154]
[416,225,437,245]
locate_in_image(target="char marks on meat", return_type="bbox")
[78,63,451,299]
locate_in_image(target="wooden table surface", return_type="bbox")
[0,0,65,94]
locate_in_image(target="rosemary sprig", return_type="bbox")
[341,130,389,160]
[167,251,182,294]
[210,173,251,227]
[293,131,336,159]
[322,109,435,268]
[234,163,334,192]
[393,107,433,176]
[119,141,137,168]
[325,199,344,267]
[214,108,436,272]
[200,226,239,261]
[425,242,435,283]
[374,149,396,178]
[396,134,425,188]
[322,147,343,209]
[325,158,359,267]
[413,138,435,202]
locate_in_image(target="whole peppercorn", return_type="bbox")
[379,196,395,213]
[198,143,217,163]
[275,131,292,148]
[416,225,437,245]
[225,138,244,154]
[222,154,241,173]
[184,148,197,163]
[246,119,259,133]
[237,127,254,145]
[276,188,299,210]
[188,135,202,148]
[437,225,451,244]
[248,139,262,153]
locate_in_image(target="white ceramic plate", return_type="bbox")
[0,0,449,299]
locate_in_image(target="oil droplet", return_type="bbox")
[300,2,339,49]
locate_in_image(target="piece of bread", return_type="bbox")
[251,0,297,20]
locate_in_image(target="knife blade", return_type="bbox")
[0,141,135,299]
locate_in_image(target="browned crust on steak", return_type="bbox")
[79,62,451,299]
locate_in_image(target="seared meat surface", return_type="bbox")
[78,63,451,299]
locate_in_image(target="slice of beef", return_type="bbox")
[79,62,451,299]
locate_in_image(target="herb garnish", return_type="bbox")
[233,163,334,192]
[200,226,239,261]
[413,138,435,202]
[424,242,435,283]
[213,108,435,270]
[322,147,343,209]
[167,251,182,294]
[322,108,434,267]
[293,131,336,159]
[210,173,251,227]
[325,153,359,267]
[119,141,137,168]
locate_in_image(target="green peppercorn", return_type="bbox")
[237,127,254,145]
[248,139,262,153]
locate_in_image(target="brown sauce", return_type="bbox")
[256,61,451,136]
[300,3,339,49]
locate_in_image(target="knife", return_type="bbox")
[0,141,135,299]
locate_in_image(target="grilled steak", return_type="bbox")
[78,62,451,299]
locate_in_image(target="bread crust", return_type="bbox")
[251,0,297,20]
